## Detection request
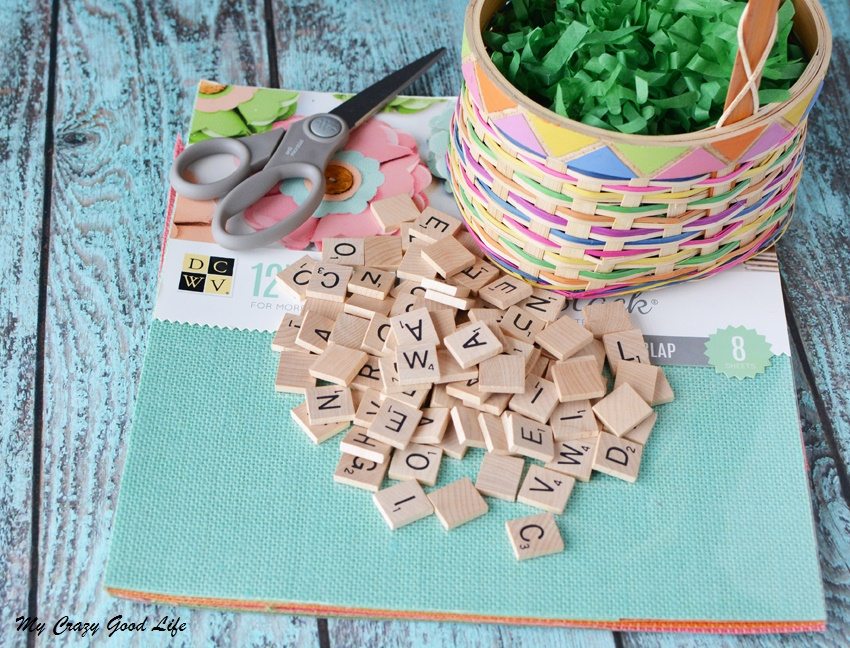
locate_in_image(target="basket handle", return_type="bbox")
[717,0,781,127]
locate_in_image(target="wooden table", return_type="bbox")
[2,0,848,645]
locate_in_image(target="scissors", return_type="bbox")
[170,48,446,250]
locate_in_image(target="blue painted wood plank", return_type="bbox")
[36,1,317,646]
[0,1,51,646]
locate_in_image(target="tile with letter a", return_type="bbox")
[517,465,575,514]
[367,397,423,449]
[602,328,650,375]
[274,350,315,395]
[410,407,450,445]
[388,443,444,486]
[295,310,334,354]
[475,453,525,501]
[306,263,353,302]
[428,477,488,530]
[390,307,439,348]
[340,426,393,464]
[504,412,555,462]
[551,356,607,401]
[291,402,349,444]
[593,432,644,483]
[535,315,593,360]
[478,275,533,309]
[322,238,365,266]
[306,386,355,425]
[508,375,558,424]
[583,301,632,338]
[550,400,599,440]
[444,323,504,369]
[333,453,388,492]
[373,480,434,529]
[348,266,394,299]
[506,512,564,561]
[545,437,598,482]
[592,384,653,437]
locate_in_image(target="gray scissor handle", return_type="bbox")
[211,114,349,250]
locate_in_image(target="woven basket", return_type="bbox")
[448,0,831,297]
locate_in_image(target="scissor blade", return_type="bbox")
[330,48,446,131]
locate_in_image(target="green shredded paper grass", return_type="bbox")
[485,0,807,135]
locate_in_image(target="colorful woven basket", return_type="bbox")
[448,0,831,298]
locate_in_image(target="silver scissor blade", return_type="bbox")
[330,48,446,131]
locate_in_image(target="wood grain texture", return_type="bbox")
[37,1,316,646]
[0,1,51,645]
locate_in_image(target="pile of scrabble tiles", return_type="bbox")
[272,195,674,561]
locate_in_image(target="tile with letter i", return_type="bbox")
[506,512,564,560]
[390,307,439,347]
[504,412,555,462]
[475,453,525,501]
[291,402,349,444]
[321,238,365,266]
[366,396,423,449]
[583,301,633,338]
[373,480,434,530]
[305,263,353,302]
[517,465,575,514]
[545,437,598,482]
[550,400,599,440]
[333,453,388,492]
[478,275,533,309]
[271,313,303,352]
[500,305,546,343]
[428,477,488,530]
[388,443,444,486]
[274,350,315,395]
[551,356,607,401]
[508,375,559,424]
[275,254,317,299]
[421,235,476,277]
[369,193,421,234]
[309,343,368,387]
[340,426,393,464]
[451,259,500,293]
[535,315,593,360]
[519,288,566,323]
[602,328,650,375]
[593,432,644,483]
[444,323,504,369]
[306,386,355,425]
[348,266,394,299]
[592,384,653,437]
[395,344,440,386]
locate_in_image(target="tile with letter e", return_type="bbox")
[475,453,525,501]
[428,477,488,530]
[592,384,653,437]
[504,412,555,462]
[602,328,650,375]
[305,263,353,302]
[333,453,388,492]
[366,396,423,449]
[373,480,433,530]
[451,259,500,293]
[545,437,598,482]
[478,275,533,309]
[305,386,355,425]
[409,207,461,243]
[593,432,644,483]
[535,315,593,360]
[506,512,564,561]
[517,465,575,514]
[551,356,607,401]
[340,426,393,464]
[444,323,504,369]
[388,443,444,486]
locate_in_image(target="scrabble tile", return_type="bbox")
[305,386,355,425]
[348,266,394,300]
[305,263,353,302]
[519,289,566,322]
[455,228,483,257]
[410,407,451,444]
[369,194,421,233]
[377,355,403,394]
[593,432,644,483]
[373,480,434,529]
[364,235,403,269]
[624,411,657,445]
[475,453,525,501]
[451,260,500,293]
[424,289,475,310]
[439,426,468,459]
[303,297,345,320]
[527,354,550,378]
[271,313,303,351]
[397,242,438,281]
[421,276,471,297]
[362,313,391,356]
[550,400,600,440]
[614,361,659,403]
[427,477,488,530]
[535,315,594,360]
[467,308,504,325]
[476,391,513,417]
[366,397,424,449]
[421,235,476,277]
[583,301,633,338]
[434,350,477,384]
[391,279,426,299]
[274,349,316,394]
[602,328,650,375]
[505,512,564,560]
[388,443,444,486]
[399,222,415,250]
[508,375,559,423]
[275,254,317,299]
[652,369,676,405]
[446,378,491,406]
[451,405,486,448]
[500,305,546,343]
[291,402,349,444]
[409,207,461,243]
[503,412,555,462]
[344,293,394,318]
[350,355,383,392]
[478,275,534,309]
[444,323,504,369]
[295,310,334,354]
[339,426,393,464]
[321,238,365,266]
[353,389,384,428]
[478,354,525,394]
[545,437,598,482]
[309,343,368,386]
[333,453,388,492]
[502,336,537,365]
[429,308,457,341]
[517,465,575,514]
[551,356,607,401]
[573,338,607,372]
[329,313,370,350]
[429,383,458,408]
[391,388,430,409]
[390,307,439,347]
[396,344,440,385]
[592,383,653,437]
[479,412,510,454]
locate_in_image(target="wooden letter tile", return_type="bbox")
[395,344,440,386]
[388,443,444,486]
[624,411,657,445]
[583,301,633,338]
[478,354,525,394]
[275,254,317,299]
[505,512,564,560]
[361,313,392,356]
[652,369,675,405]
[614,361,659,404]
[517,465,575,514]
[306,385,355,425]
[424,288,475,310]
[421,236,476,277]
[593,432,644,483]
[309,343,368,386]
[551,356,607,402]
[321,238,365,266]
[451,259,500,293]
[478,275,533,309]
[333,453,388,492]
[366,397,423,449]
[519,289,566,322]
[295,309,334,354]
[535,315,593,360]
[364,236,403,269]
[303,297,344,321]
[274,349,316,395]
[479,412,510,454]
[410,407,450,445]
[396,242,438,281]
[504,412,555,462]
[348,266,394,299]
[500,305,546,343]
[372,480,433,529]
[353,389,384,428]
[340,426,393,464]
[573,338,607,372]
[344,293,394,319]
[291,402,349,444]
[271,313,303,351]
[439,426,468,460]
[602,328,650,375]
[435,349,478,384]
[328,312,369,350]
[550,400,600,440]
[444,323,504,369]
[545,437,598,482]
[369,194,421,233]
[475,453,525,501]
[451,405,486,449]
[592,384,653,437]
[409,207,461,243]
[390,307,439,347]
[350,355,383,392]
[427,477,488,530]
[508,375,559,424]
[305,263,353,302]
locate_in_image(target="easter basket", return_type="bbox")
[447,0,831,297]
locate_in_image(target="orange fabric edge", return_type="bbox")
[106,588,825,635]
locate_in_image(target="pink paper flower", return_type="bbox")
[243,117,432,249]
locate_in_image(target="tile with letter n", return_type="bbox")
[593,432,644,483]
[517,465,575,514]
[519,288,566,322]
[340,426,393,464]
[388,443,444,486]
[545,437,598,482]
[305,263,353,302]
[475,453,525,501]
[428,477,488,530]
[602,327,650,375]
[444,322,504,369]
[366,396,423,449]
[321,237,365,266]
[478,275,533,309]
[373,480,434,530]
[333,453,388,492]
[348,266,394,299]
[395,343,440,386]
[535,315,593,360]
[506,512,564,560]
[503,412,555,462]
[305,386,355,425]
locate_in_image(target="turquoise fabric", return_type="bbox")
[106,320,825,623]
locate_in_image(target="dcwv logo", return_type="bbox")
[178,254,235,296]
